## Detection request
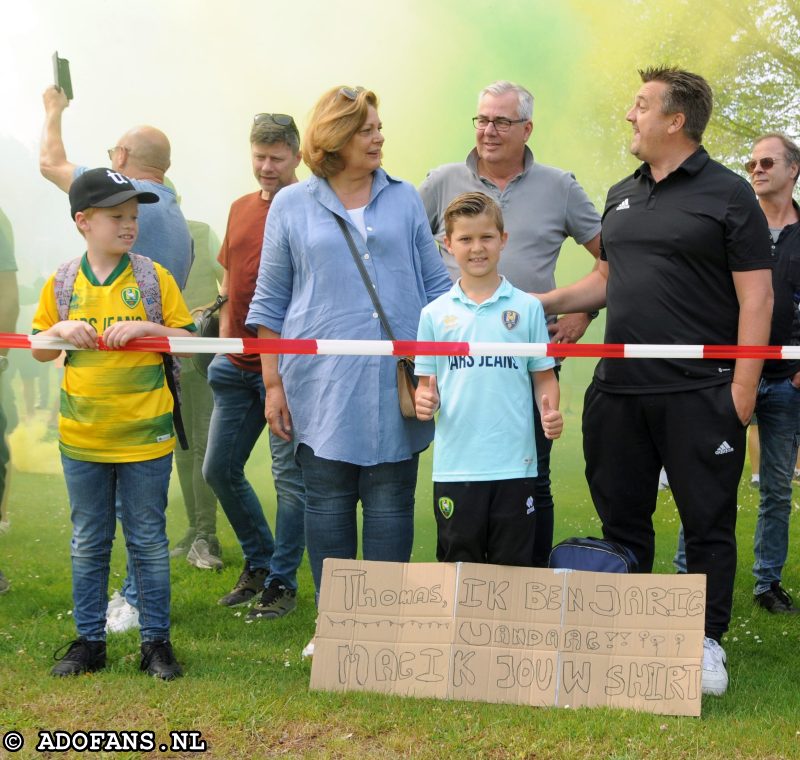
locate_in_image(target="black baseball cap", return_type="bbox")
[69,167,159,219]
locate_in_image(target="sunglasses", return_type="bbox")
[744,157,783,174]
[253,113,299,135]
[339,86,365,101]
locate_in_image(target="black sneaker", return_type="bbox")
[51,638,107,676]
[140,640,183,680]
[246,579,297,620]
[754,581,800,614]
[217,562,268,606]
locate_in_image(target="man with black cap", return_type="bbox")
[32,168,195,680]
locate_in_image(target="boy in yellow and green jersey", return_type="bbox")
[32,168,195,680]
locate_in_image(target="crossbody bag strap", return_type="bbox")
[333,213,396,342]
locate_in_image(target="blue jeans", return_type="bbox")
[296,444,418,597]
[753,376,800,594]
[62,453,173,642]
[202,354,305,589]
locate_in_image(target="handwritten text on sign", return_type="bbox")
[309,560,706,717]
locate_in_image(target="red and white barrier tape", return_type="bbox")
[1,333,798,360]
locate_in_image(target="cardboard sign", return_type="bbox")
[309,560,706,717]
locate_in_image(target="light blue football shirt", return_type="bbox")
[416,277,554,482]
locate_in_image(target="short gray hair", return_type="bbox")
[478,81,534,121]
[754,132,800,185]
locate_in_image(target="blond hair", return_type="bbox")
[303,87,379,178]
[444,192,505,237]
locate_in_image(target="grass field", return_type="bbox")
[1,400,800,759]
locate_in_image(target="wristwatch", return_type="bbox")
[0,355,8,373]
[587,310,600,321]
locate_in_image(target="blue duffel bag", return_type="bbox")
[548,536,639,573]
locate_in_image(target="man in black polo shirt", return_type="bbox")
[539,66,774,697]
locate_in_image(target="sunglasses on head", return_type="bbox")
[744,157,782,174]
[253,113,298,134]
[339,86,365,101]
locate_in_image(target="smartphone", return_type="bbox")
[52,51,74,100]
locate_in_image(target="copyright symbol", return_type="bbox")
[2,731,24,752]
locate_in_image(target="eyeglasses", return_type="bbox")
[339,86,365,101]
[253,113,299,136]
[106,145,126,160]
[744,157,784,174]
[472,116,527,132]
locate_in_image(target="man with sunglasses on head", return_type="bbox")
[40,85,194,634]
[742,134,800,615]
[202,114,307,621]
[419,80,602,568]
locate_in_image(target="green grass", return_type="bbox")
[1,404,800,759]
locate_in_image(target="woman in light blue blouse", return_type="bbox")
[246,87,451,615]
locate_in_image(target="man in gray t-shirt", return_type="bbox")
[419,80,601,567]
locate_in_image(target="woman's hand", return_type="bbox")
[266,382,293,441]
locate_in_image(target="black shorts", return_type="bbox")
[433,478,537,566]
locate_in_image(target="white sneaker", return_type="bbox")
[301,636,315,659]
[106,590,126,616]
[106,599,140,634]
[701,636,728,696]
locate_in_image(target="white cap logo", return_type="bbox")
[106,169,128,185]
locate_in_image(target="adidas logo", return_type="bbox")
[526,496,535,515]
[715,441,734,455]
[616,198,630,211]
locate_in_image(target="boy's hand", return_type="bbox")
[415,376,439,421]
[540,394,563,440]
[103,320,154,348]
[43,85,69,114]
[58,320,98,349]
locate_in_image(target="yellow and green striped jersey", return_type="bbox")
[33,253,195,463]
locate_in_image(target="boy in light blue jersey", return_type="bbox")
[415,192,562,565]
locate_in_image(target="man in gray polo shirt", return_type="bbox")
[419,80,601,567]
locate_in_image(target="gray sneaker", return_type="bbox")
[170,529,197,558]
[187,537,224,571]
[217,563,268,606]
[0,569,9,595]
[246,579,297,620]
